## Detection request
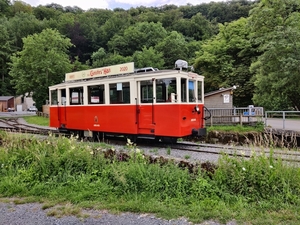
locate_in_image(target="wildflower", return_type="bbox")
[270,165,273,169]
[127,138,133,146]
[1,164,4,168]
[242,167,246,171]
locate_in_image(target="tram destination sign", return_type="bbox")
[65,62,134,81]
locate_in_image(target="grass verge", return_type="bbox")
[22,116,49,126]
[0,132,300,224]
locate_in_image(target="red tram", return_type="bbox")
[49,60,209,143]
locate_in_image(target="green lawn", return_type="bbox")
[22,116,49,126]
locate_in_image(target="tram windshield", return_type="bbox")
[156,78,177,103]
[188,80,196,102]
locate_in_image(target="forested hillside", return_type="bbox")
[1,0,300,111]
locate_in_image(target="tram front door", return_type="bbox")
[137,80,155,134]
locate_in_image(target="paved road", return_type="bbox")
[0,111,37,117]
[265,118,300,132]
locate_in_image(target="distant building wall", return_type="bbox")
[0,101,6,112]
[0,97,15,111]
[204,89,233,109]
[43,105,49,114]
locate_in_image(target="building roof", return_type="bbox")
[0,96,14,101]
[204,87,233,97]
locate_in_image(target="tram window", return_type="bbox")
[109,82,130,104]
[60,89,66,105]
[88,85,105,104]
[156,78,177,103]
[181,79,187,103]
[70,87,84,105]
[50,90,58,105]
[189,80,196,102]
[197,81,203,102]
[141,80,153,103]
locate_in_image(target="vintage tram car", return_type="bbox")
[49,61,208,143]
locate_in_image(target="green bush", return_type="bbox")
[213,152,300,204]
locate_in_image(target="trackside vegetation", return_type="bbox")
[0,131,300,224]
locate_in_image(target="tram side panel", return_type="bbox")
[50,105,137,134]
[50,104,206,138]
[85,105,137,134]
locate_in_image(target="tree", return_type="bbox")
[155,31,188,69]
[194,18,258,106]
[0,0,12,17]
[0,22,14,95]
[5,12,45,50]
[9,28,73,109]
[77,9,113,53]
[98,11,132,49]
[108,22,168,56]
[249,0,300,110]
[91,47,132,68]
[132,46,164,68]
[33,5,62,20]
[172,13,215,41]
[11,0,32,15]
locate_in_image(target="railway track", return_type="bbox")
[0,118,59,136]
[1,117,300,164]
[167,141,300,163]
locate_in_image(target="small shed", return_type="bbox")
[0,96,15,112]
[204,87,234,109]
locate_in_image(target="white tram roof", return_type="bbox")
[49,63,204,90]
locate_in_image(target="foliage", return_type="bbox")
[5,12,46,50]
[155,31,187,68]
[249,0,300,110]
[0,0,12,17]
[0,133,300,224]
[215,153,300,204]
[132,46,164,68]
[9,28,73,110]
[172,13,215,41]
[0,22,14,95]
[194,18,258,106]
[91,48,133,68]
[108,22,168,57]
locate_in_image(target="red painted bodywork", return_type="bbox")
[50,103,205,138]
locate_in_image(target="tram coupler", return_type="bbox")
[192,128,206,137]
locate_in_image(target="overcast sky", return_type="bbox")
[20,0,224,10]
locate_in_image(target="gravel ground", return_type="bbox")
[0,200,237,225]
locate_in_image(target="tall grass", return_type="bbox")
[0,131,300,224]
